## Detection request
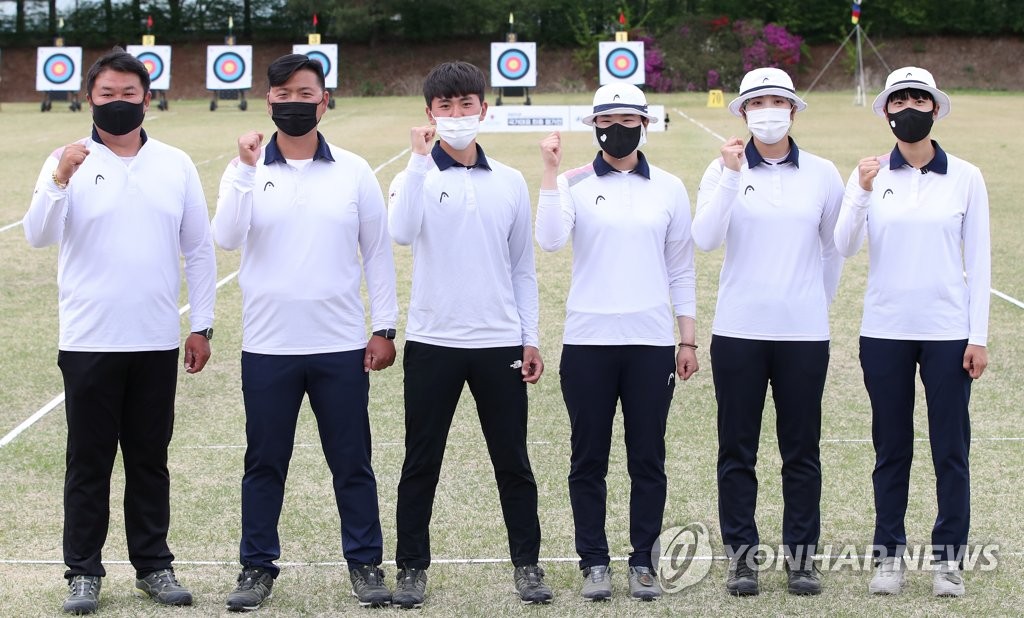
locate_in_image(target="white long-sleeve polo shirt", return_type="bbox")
[834,141,991,346]
[24,128,216,352]
[213,132,398,355]
[536,152,695,346]
[388,143,539,349]
[692,139,844,341]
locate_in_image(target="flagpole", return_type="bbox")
[855,23,865,105]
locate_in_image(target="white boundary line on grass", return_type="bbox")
[0,149,411,449]
[671,107,1024,311]
[3,550,1023,567]
[0,220,22,233]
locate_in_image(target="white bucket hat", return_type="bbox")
[728,67,807,116]
[581,83,660,125]
[872,66,951,118]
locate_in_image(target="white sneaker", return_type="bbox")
[868,556,906,595]
[933,561,965,597]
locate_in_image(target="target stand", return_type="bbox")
[38,42,83,112]
[207,39,251,111]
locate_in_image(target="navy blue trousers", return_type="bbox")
[559,344,676,569]
[860,337,972,563]
[239,350,383,576]
[59,349,179,580]
[395,342,541,569]
[711,335,828,564]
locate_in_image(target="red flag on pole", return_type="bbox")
[313,13,318,27]
[618,10,627,27]
[146,14,153,29]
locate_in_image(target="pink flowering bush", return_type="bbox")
[648,16,803,92]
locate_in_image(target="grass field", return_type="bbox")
[0,91,1022,616]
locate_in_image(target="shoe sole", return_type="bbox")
[225,592,273,612]
[132,588,193,606]
[788,587,822,596]
[727,586,759,597]
[582,594,611,601]
[351,590,393,607]
[394,601,424,609]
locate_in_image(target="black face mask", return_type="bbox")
[887,107,934,144]
[596,123,642,159]
[271,101,320,137]
[92,99,146,136]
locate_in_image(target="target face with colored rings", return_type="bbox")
[43,54,75,84]
[137,52,165,82]
[37,46,83,91]
[213,52,246,83]
[292,44,338,89]
[605,48,639,79]
[305,51,332,79]
[489,42,536,88]
[127,45,171,90]
[497,49,530,80]
[598,41,645,85]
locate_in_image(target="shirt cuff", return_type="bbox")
[407,152,434,175]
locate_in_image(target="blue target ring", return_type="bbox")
[497,49,530,81]
[213,52,246,83]
[305,51,332,79]
[43,53,75,84]
[136,52,165,82]
[605,48,639,79]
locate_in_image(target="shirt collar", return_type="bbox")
[263,131,335,165]
[430,141,491,171]
[744,137,800,168]
[91,126,149,148]
[592,150,651,179]
[888,140,948,174]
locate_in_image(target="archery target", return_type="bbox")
[127,45,171,90]
[490,42,536,88]
[36,46,82,92]
[599,41,645,85]
[293,44,339,89]
[206,45,252,90]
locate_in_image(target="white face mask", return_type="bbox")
[745,107,792,145]
[434,115,480,151]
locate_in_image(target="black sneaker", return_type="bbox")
[134,568,193,606]
[726,555,759,596]
[350,564,392,607]
[225,567,275,612]
[513,565,553,604]
[786,562,822,595]
[392,567,427,609]
[63,575,101,615]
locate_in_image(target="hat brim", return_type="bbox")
[728,87,807,116]
[872,82,951,119]
[582,106,660,126]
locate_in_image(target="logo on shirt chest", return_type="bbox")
[95,174,105,184]
[744,185,755,195]
[595,195,606,205]
[264,181,275,191]
[882,188,894,199]
[439,191,449,203]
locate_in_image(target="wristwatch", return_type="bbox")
[372,328,397,340]
[192,327,214,340]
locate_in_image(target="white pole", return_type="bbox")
[855,24,866,106]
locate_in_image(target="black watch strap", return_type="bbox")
[372,328,397,340]
[192,327,213,340]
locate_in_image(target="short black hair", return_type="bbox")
[267,53,326,90]
[86,47,150,96]
[423,61,486,106]
[887,88,934,105]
